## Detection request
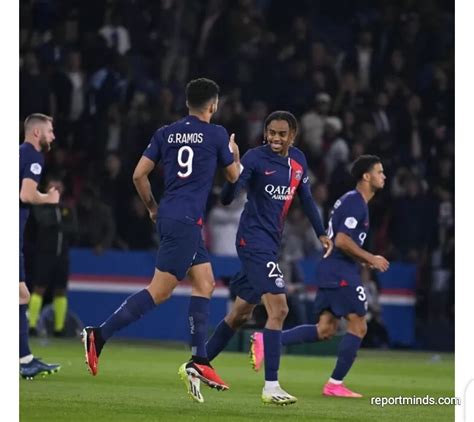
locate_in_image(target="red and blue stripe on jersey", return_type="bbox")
[222,145,324,254]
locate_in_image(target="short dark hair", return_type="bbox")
[185,78,220,109]
[24,113,53,131]
[264,111,298,133]
[351,155,382,181]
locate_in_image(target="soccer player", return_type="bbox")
[81,78,241,402]
[199,111,333,405]
[250,155,390,398]
[19,113,61,379]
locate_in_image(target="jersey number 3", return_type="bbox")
[177,146,194,178]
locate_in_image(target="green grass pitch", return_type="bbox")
[20,338,454,421]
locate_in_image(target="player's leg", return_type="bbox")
[20,281,32,362]
[82,268,177,375]
[323,285,367,398]
[52,255,70,336]
[187,262,215,362]
[206,295,256,361]
[28,253,50,333]
[251,290,339,371]
[53,289,67,336]
[28,287,45,335]
[207,267,259,362]
[83,218,194,376]
[260,292,296,405]
[180,254,230,393]
[20,273,60,379]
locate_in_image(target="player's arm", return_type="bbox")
[298,184,333,258]
[20,178,59,204]
[335,232,389,272]
[223,133,240,183]
[132,156,158,222]
[221,150,252,205]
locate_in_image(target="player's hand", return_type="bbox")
[369,255,390,272]
[46,187,60,204]
[229,133,240,162]
[319,235,333,258]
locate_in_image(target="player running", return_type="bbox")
[191,111,333,405]
[19,113,61,379]
[81,78,240,403]
[250,155,389,398]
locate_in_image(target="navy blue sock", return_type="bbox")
[206,320,235,361]
[189,296,210,359]
[282,324,318,345]
[331,333,362,381]
[100,289,155,341]
[263,328,282,381]
[20,304,31,358]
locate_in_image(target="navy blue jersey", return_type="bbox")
[143,115,234,225]
[20,142,44,243]
[222,145,325,254]
[317,190,369,288]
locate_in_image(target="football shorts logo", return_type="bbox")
[344,217,358,229]
[275,277,285,288]
[265,170,276,175]
[30,163,42,175]
[295,170,302,180]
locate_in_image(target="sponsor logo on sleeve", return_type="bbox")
[344,216,358,229]
[302,176,309,183]
[295,170,303,180]
[30,163,42,175]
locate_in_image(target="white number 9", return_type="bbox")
[177,146,194,178]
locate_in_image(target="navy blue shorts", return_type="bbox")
[314,285,368,319]
[155,218,209,281]
[230,248,286,305]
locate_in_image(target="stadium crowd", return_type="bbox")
[20,0,454,343]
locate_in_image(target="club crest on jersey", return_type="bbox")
[275,277,285,288]
[295,170,303,180]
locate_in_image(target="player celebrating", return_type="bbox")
[196,111,333,405]
[251,155,390,398]
[81,78,240,402]
[19,113,61,379]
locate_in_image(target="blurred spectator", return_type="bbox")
[341,29,377,92]
[119,195,156,250]
[76,186,117,253]
[280,208,313,327]
[300,92,332,159]
[207,191,246,257]
[27,177,78,337]
[390,174,432,262]
[246,100,268,148]
[360,267,389,348]
[20,50,54,119]
[324,116,349,179]
[99,9,131,55]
